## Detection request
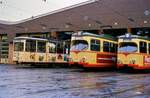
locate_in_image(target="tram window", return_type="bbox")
[90,39,100,51]
[71,40,88,51]
[64,44,70,54]
[26,40,36,52]
[49,43,56,53]
[56,43,64,53]
[110,43,116,53]
[37,41,46,53]
[14,42,24,51]
[118,42,137,52]
[103,41,110,52]
[115,44,118,53]
[139,41,147,53]
[149,43,150,54]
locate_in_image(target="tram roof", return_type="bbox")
[14,36,68,42]
[14,37,48,41]
[0,0,150,34]
[72,32,117,41]
[118,34,150,41]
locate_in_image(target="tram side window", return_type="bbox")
[139,41,147,53]
[14,42,24,51]
[110,43,117,53]
[103,41,110,52]
[90,39,100,51]
[37,41,46,53]
[26,40,36,52]
[49,43,56,53]
[57,43,64,53]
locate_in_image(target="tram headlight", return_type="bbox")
[130,59,136,64]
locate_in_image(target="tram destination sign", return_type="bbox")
[123,38,132,42]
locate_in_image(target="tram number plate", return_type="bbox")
[123,38,132,42]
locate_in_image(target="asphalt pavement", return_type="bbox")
[0,64,149,98]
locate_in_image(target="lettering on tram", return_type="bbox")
[13,37,70,65]
[117,33,150,70]
[69,31,117,68]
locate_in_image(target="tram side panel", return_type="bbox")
[47,42,68,63]
[117,35,150,70]
[13,37,69,65]
[69,35,117,68]
[117,53,144,69]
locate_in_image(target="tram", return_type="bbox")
[13,37,69,65]
[117,33,150,70]
[69,32,118,68]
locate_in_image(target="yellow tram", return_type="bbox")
[69,32,117,68]
[13,37,69,65]
[117,33,150,70]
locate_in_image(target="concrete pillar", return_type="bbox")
[8,33,16,64]
[8,42,14,64]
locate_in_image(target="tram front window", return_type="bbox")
[118,42,138,52]
[71,40,88,51]
[14,42,24,51]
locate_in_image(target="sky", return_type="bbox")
[0,0,89,22]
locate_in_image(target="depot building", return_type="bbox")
[0,0,149,64]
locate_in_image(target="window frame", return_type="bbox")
[103,41,110,52]
[25,39,36,52]
[70,40,89,51]
[37,41,46,53]
[14,42,24,51]
[139,41,147,53]
[90,39,100,51]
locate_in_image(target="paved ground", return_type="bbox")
[0,64,149,98]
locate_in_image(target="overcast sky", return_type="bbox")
[0,0,89,22]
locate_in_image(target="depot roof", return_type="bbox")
[0,0,150,34]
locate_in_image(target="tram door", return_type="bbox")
[47,41,69,63]
[56,42,64,62]
[48,42,56,63]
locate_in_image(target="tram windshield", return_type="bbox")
[14,42,24,51]
[71,40,88,51]
[118,42,138,52]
